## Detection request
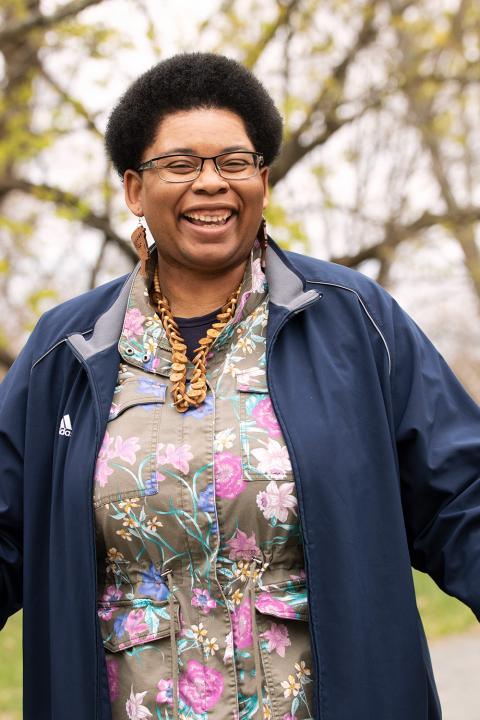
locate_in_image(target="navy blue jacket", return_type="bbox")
[1,240,479,719]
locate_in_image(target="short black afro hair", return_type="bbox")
[105,53,283,177]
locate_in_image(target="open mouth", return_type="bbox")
[182,211,235,227]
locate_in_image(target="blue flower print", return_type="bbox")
[137,378,167,399]
[198,484,218,534]
[187,394,214,419]
[138,563,169,601]
[145,473,158,496]
[198,484,215,513]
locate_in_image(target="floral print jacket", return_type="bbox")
[94,246,314,720]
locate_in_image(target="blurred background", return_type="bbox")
[0,0,479,717]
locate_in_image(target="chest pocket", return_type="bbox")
[93,376,167,508]
[237,371,293,483]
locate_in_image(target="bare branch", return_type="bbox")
[0,177,137,262]
[0,0,104,45]
[270,96,381,186]
[243,0,301,69]
[270,2,382,185]
[331,207,480,267]
[38,65,103,137]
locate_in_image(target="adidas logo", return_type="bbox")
[59,414,72,437]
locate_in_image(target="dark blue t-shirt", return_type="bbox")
[174,308,221,360]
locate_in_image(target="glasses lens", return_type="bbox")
[156,156,201,182]
[217,152,260,179]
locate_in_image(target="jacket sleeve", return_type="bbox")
[390,299,480,620]
[0,333,36,629]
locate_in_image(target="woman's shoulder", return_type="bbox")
[30,272,133,361]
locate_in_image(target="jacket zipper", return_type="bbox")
[265,294,324,720]
[68,342,105,720]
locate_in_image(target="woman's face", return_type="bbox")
[124,108,269,277]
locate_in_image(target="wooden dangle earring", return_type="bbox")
[258,217,268,270]
[131,216,149,277]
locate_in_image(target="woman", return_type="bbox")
[0,53,479,720]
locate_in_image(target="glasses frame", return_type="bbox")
[136,151,265,183]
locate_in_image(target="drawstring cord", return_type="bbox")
[163,569,179,719]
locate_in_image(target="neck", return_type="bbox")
[155,261,247,318]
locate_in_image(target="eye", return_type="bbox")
[161,158,198,173]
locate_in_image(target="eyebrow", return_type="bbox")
[159,145,253,155]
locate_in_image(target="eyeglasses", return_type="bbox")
[136,151,264,183]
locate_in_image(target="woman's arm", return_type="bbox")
[0,338,34,628]
[391,300,480,620]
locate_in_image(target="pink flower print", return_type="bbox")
[126,685,152,719]
[179,660,224,713]
[233,290,250,322]
[106,657,120,702]
[97,606,113,621]
[226,529,260,561]
[214,452,246,499]
[251,257,265,293]
[251,439,292,480]
[256,592,296,619]
[125,609,149,638]
[283,715,297,720]
[191,588,217,615]
[98,585,123,619]
[231,596,253,650]
[101,585,123,603]
[156,443,193,475]
[95,458,113,488]
[261,621,291,657]
[114,435,140,464]
[124,308,145,340]
[156,678,173,705]
[94,431,115,487]
[256,481,297,523]
[252,397,281,438]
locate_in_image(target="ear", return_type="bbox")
[260,166,269,210]
[124,169,144,216]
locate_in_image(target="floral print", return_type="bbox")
[95,248,313,719]
[179,660,224,713]
[214,452,246,499]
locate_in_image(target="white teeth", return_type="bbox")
[184,212,232,224]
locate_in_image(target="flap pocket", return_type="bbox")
[255,579,308,621]
[110,377,167,420]
[236,368,268,394]
[98,597,179,652]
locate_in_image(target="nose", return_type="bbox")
[191,158,229,194]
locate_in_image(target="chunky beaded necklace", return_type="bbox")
[151,269,242,413]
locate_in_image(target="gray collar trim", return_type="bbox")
[265,244,319,311]
[68,243,319,362]
[67,269,137,361]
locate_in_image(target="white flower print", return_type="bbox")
[223,631,234,664]
[256,481,297,523]
[251,439,292,480]
[280,674,301,698]
[213,428,236,452]
[126,685,153,719]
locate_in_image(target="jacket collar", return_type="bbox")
[68,238,320,363]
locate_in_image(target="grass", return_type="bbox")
[0,572,477,719]
[0,611,22,720]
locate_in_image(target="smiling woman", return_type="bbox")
[1,53,479,720]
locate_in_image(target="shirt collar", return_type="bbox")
[118,241,268,375]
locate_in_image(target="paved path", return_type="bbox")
[429,627,480,719]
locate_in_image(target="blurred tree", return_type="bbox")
[0,0,479,394]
